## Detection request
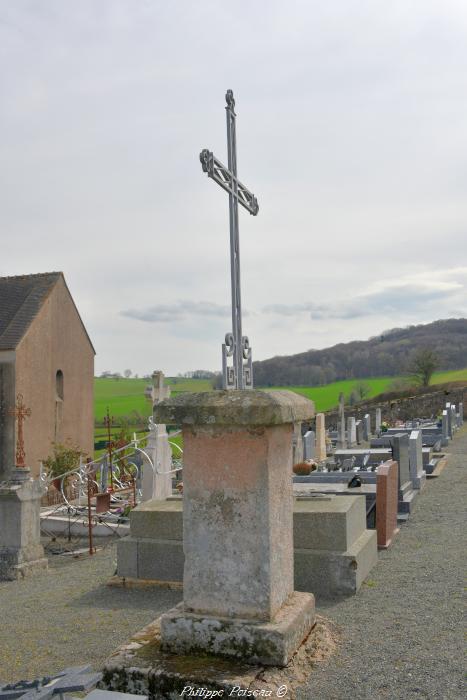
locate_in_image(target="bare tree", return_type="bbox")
[123,369,132,379]
[410,349,439,387]
[354,382,371,400]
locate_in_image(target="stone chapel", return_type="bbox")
[0,272,95,478]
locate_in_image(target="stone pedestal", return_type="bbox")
[155,390,315,667]
[0,470,47,581]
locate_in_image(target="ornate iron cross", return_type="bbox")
[200,90,259,390]
[8,394,31,468]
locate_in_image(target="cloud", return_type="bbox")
[263,269,467,321]
[121,300,232,323]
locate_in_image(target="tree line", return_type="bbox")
[253,318,467,387]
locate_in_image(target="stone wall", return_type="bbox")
[323,385,467,428]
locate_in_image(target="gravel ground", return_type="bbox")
[301,425,467,700]
[0,428,465,699]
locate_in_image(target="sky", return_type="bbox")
[1,0,467,376]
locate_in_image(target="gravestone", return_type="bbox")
[155,390,315,666]
[303,430,315,460]
[347,416,357,447]
[355,419,363,444]
[315,413,327,461]
[292,422,304,465]
[391,433,416,519]
[144,370,171,404]
[442,410,449,442]
[141,419,173,501]
[409,430,426,491]
[458,402,464,426]
[375,408,382,435]
[450,404,457,434]
[375,460,399,549]
[446,402,453,438]
[362,414,371,441]
[337,393,346,449]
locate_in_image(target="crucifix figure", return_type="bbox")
[200,90,259,390]
[8,394,31,468]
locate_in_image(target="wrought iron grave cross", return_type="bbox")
[200,90,259,390]
[8,393,31,468]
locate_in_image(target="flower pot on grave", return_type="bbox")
[293,461,312,476]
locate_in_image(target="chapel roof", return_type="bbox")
[0,272,95,352]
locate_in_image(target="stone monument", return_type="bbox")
[347,416,357,447]
[0,394,47,580]
[315,413,327,461]
[156,390,315,666]
[336,392,346,449]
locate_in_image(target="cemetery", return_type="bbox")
[1,11,466,695]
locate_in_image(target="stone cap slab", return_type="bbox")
[154,389,314,427]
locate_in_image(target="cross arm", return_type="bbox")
[200,149,259,216]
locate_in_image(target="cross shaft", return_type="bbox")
[8,393,31,468]
[199,90,259,390]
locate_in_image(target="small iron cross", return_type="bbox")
[200,90,259,390]
[8,393,31,468]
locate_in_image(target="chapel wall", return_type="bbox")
[15,277,94,476]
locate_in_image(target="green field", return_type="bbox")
[94,369,467,425]
[94,376,212,424]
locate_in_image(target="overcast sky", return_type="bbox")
[1,1,466,376]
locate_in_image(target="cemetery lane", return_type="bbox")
[302,425,467,700]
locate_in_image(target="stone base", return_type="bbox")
[294,530,377,598]
[398,481,417,519]
[0,554,48,581]
[160,592,315,667]
[102,613,336,700]
[413,472,427,491]
[0,478,47,581]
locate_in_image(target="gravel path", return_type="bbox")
[301,425,467,700]
[1,428,465,699]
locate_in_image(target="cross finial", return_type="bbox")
[225,89,235,112]
[8,393,31,468]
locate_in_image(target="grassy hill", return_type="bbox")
[253,318,467,386]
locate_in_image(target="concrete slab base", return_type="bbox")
[294,529,377,598]
[102,613,337,700]
[117,495,378,600]
[160,592,315,667]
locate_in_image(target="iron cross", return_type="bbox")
[8,393,31,468]
[200,90,259,390]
